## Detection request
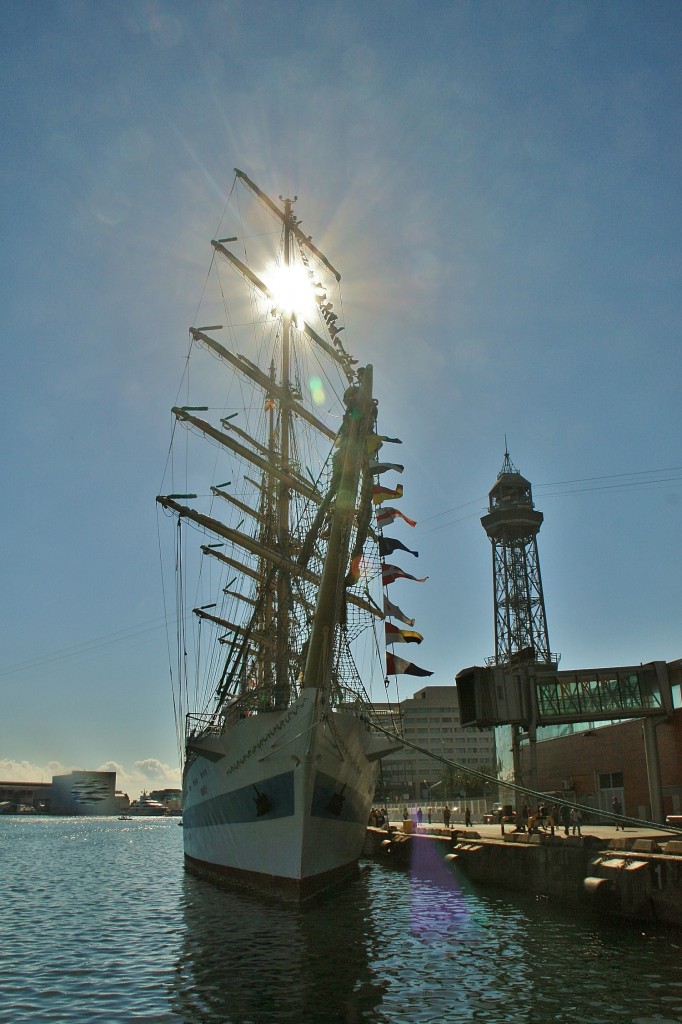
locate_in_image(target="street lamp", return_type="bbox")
[428,779,443,802]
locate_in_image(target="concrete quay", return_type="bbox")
[364,821,682,928]
[387,820,679,843]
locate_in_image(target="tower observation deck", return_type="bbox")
[480,450,554,667]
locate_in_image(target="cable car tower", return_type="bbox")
[455,448,673,817]
[481,449,553,668]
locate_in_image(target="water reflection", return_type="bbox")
[3,819,681,1024]
[367,848,682,1024]
[172,870,387,1023]
[373,850,536,1021]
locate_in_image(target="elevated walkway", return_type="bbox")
[456,659,675,729]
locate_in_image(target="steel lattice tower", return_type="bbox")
[481,450,552,666]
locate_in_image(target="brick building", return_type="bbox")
[517,708,682,820]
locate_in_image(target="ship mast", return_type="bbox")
[274,196,295,710]
[158,174,378,715]
[261,360,278,701]
[302,366,375,691]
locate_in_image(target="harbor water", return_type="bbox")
[1,817,681,1024]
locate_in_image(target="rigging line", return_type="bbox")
[335,631,371,708]
[215,236,244,358]
[366,717,505,790]
[232,188,280,420]
[161,239,224,494]
[420,496,486,524]
[209,221,254,386]
[0,615,175,679]
[158,412,182,498]
[369,611,402,730]
[0,633,163,684]
[420,473,682,538]
[417,462,679,532]
[158,341,200,504]
[420,464,682,530]
[157,505,183,769]
[537,465,682,488]
[190,247,220,336]
[372,504,411,726]
[297,325,348,412]
[211,173,239,253]
[364,719,682,836]
[421,510,485,537]
[540,476,682,498]
[197,519,244,709]
[175,518,186,759]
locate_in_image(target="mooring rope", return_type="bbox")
[363,716,682,836]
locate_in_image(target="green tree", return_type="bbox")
[440,763,499,800]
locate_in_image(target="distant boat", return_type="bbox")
[118,814,133,820]
[126,794,168,816]
[157,170,408,903]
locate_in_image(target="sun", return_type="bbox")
[262,261,317,325]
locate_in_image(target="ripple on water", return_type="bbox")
[1,818,681,1024]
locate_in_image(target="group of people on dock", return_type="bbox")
[399,806,473,829]
[372,796,628,836]
[440,805,472,828]
[501,802,583,836]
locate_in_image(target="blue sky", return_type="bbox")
[2,1,680,793]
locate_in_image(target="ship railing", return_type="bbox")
[328,686,372,714]
[184,686,291,740]
[185,683,372,740]
[185,712,221,741]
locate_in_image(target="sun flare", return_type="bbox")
[309,376,326,405]
[263,261,317,324]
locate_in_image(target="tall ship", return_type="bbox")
[157,170,425,901]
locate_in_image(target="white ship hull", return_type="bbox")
[182,688,396,902]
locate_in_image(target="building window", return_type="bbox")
[599,771,624,789]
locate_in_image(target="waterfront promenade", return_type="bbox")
[386,819,681,842]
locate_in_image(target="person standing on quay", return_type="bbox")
[465,807,472,827]
[612,795,624,829]
[570,807,582,836]
[560,804,571,836]
[443,805,450,827]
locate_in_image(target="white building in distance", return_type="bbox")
[50,770,119,815]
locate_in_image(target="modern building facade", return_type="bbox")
[374,685,496,804]
[49,770,119,816]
